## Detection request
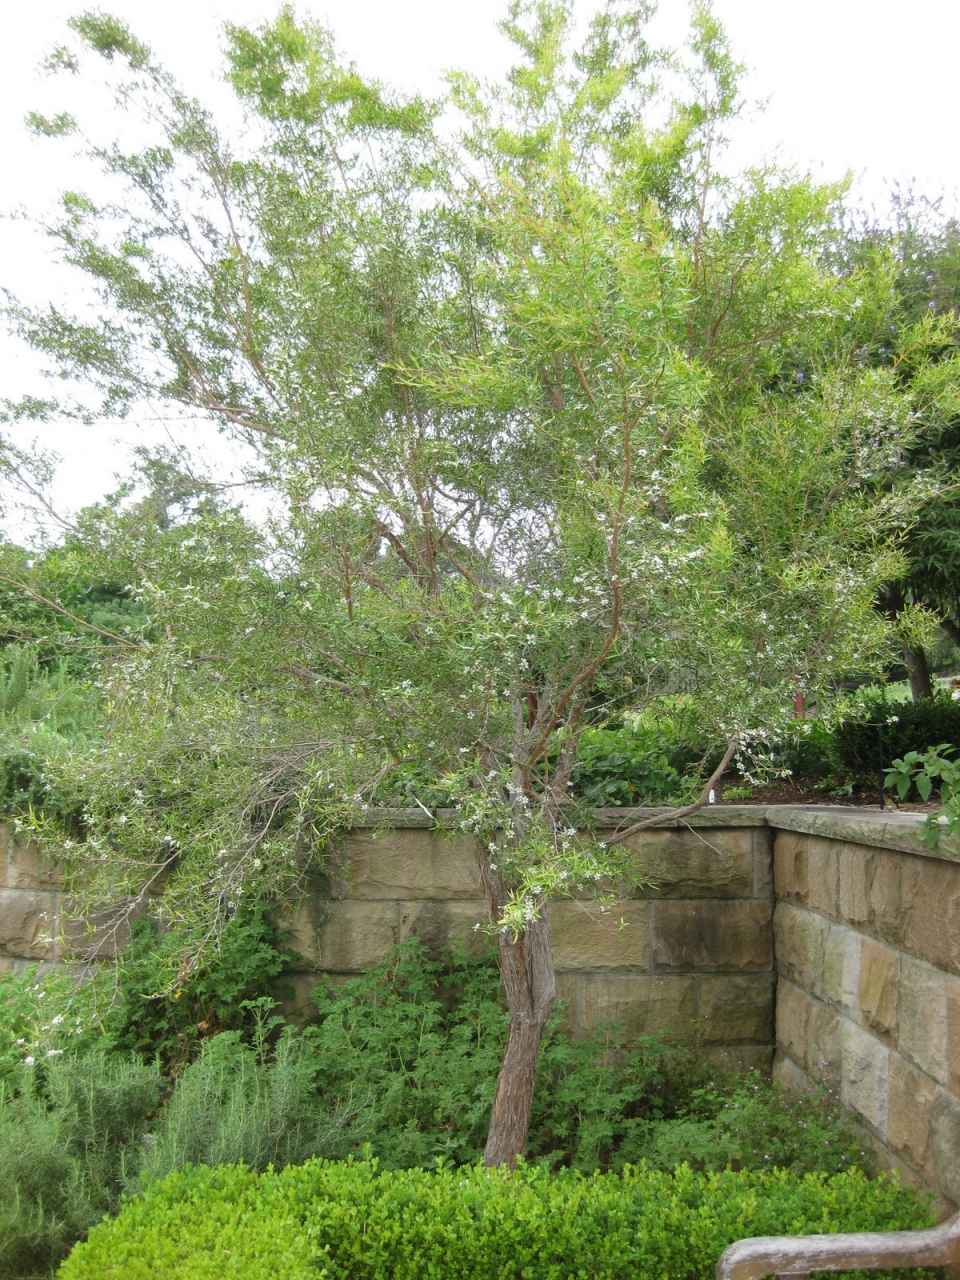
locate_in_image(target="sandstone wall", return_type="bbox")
[771,810,960,1208]
[276,810,776,1069]
[0,824,62,973]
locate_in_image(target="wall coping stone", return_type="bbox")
[353,804,958,862]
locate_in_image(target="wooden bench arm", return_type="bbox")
[716,1210,960,1280]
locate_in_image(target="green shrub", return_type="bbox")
[834,686,960,782]
[0,1051,160,1278]
[139,1023,350,1182]
[570,725,689,805]
[109,903,296,1066]
[60,1158,935,1280]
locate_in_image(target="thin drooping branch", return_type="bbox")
[602,737,739,847]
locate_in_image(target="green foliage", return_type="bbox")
[834,686,960,779]
[569,725,688,806]
[60,1158,934,1280]
[137,1023,347,1183]
[884,745,960,846]
[0,1051,160,1279]
[109,904,296,1066]
[0,963,110,1083]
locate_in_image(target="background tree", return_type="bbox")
[834,188,960,698]
[4,1,927,1164]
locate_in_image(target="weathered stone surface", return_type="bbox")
[753,830,774,900]
[0,954,30,973]
[899,956,949,1085]
[651,900,772,972]
[858,939,900,1040]
[398,900,490,956]
[698,973,775,1045]
[0,889,54,959]
[773,1048,812,1092]
[807,838,842,920]
[774,832,809,907]
[315,900,399,972]
[576,974,697,1042]
[7,838,60,890]
[271,898,328,970]
[887,1053,937,1183]
[344,829,484,900]
[546,901,650,972]
[898,856,960,978]
[595,826,753,899]
[947,977,960,1096]
[58,900,133,961]
[930,1088,960,1204]
[273,972,321,1025]
[774,903,828,997]
[776,979,812,1070]
[841,1022,889,1135]
[823,922,862,1021]
[807,999,844,1093]
[766,808,952,862]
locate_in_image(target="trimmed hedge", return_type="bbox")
[60,1158,934,1280]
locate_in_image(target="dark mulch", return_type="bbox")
[714,777,939,812]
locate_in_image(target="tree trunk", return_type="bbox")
[904,644,933,701]
[483,911,556,1168]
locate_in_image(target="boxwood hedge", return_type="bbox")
[59,1158,935,1280]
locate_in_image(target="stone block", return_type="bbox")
[930,1088,960,1204]
[947,976,960,1095]
[271,898,328,971]
[898,856,960,978]
[576,974,697,1043]
[823,923,862,1021]
[398,900,491,957]
[806,838,841,920]
[841,1022,889,1136]
[899,956,948,1085]
[546,901,650,972]
[315,900,399,972]
[887,1053,937,1183]
[807,999,844,1093]
[0,955,30,973]
[752,830,774,900]
[774,903,828,997]
[776,979,812,1071]
[595,826,753,899]
[344,829,484,900]
[7,837,60,890]
[651,900,772,972]
[774,832,809,907]
[857,939,900,1041]
[773,1048,812,1092]
[839,846,915,960]
[0,889,54,960]
[57,901,134,961]
[698,973,775,1045]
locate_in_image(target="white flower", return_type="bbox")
[51,1015,63,1027]
[23,1056,35,1066]
[46,1049,63,1059]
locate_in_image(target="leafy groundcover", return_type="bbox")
[59,1158,935,1280]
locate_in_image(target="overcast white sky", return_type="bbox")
[1,0,958,541]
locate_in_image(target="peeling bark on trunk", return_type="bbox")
[904,644,933,701]
[483,912,556,1168]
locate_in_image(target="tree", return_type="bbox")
[4,2,926,1165]
[834,188,960,699]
